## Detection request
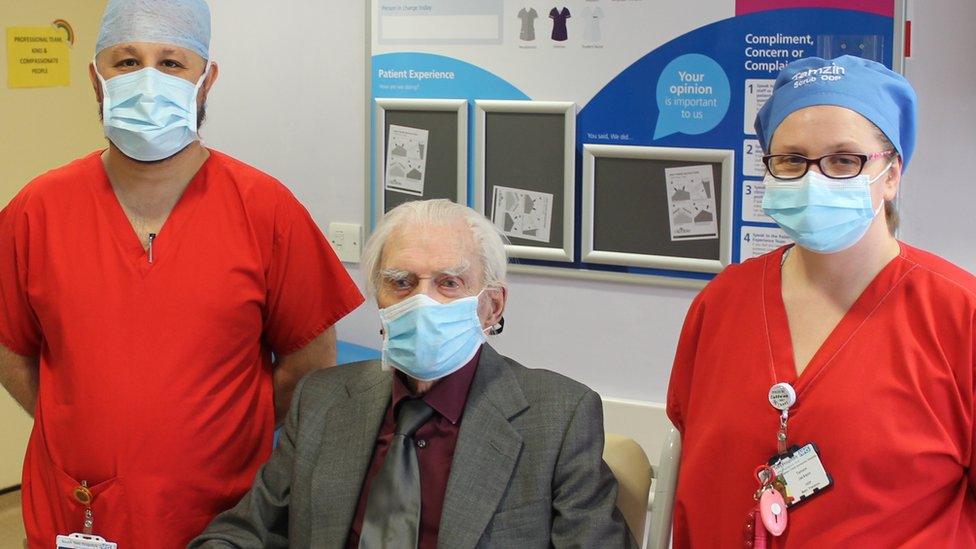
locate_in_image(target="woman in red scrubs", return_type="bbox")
[667,55,976,547]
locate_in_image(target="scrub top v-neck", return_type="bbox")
[94,153,208,275]
[760,244,910,396]
[0,149,365,548]
[667,243,976,547]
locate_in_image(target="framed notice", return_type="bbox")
[474,100,576,262]
[373,98,467,224]
[581,144,734,274]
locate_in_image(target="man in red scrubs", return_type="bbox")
[0,0,364,546]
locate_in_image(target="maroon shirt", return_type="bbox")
[347,348,482,548]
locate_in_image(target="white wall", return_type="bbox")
[205,0,976,405]
[899,0,976,273]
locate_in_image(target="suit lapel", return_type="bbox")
[438,346,529,548]
[309,366,392,542]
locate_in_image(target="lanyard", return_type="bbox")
[768,382,796,455]
[767,248,797,454]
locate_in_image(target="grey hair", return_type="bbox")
[361,199,508,296]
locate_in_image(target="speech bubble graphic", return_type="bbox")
[654,54,731,139]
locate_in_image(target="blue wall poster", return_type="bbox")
[370,1,899,283]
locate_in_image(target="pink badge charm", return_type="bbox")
[759,487,788,536]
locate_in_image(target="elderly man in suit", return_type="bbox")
[190,199,634,548]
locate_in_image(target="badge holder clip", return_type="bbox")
[56,481,118,549]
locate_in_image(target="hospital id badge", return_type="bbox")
[56,533,117,549]
[768,442,832,508]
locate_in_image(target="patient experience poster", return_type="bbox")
[369,0,900,281]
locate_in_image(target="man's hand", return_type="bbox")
[0,343,39,416]
[272,326,337,424]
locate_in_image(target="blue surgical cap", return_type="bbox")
[755,55,917,171]
[95,0,211,60]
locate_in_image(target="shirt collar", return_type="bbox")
[391,345,483,425]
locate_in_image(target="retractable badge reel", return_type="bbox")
[55,481,118,549]
[768,382,796,454]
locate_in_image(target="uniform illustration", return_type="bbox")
[583,6,604,43]
[549,7,571,42]
[518,7,538,41]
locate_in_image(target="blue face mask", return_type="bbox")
[762,165,890,254]
[379,292,488,382]
[96,64,209,161]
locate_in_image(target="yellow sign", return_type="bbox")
[6,26,70,88]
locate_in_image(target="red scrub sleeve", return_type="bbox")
[262,191,364,356]
[0,189,42,357]
[666,287,709,434]
[970,314,976,493]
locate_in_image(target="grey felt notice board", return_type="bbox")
[373,98,467,223]
[581,144,733,274]
[474,100,576,262]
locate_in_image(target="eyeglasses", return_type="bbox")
[762,150,895,180]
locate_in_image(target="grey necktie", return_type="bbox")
[359,398,435,549]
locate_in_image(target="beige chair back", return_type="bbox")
[603,433,652,544]
[647,424,681,549]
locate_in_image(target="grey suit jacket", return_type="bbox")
[189,345,635,548]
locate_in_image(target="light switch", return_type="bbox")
[328,222,362,263]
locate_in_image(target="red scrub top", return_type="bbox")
[667,243,976,548]
[0,150,364,548]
